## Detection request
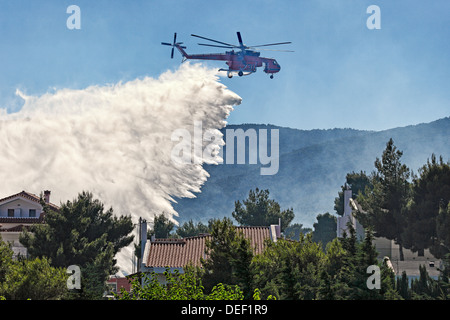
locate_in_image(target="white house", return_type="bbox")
[336,184,442,279]
[0,190,59,258]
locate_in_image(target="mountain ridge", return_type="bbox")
[173,117,450,227]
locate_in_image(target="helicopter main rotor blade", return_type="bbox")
[191,34,235,47]
[237,32,244,47]
[171,47,174,59]
[253,48,295,52]
[161,42,173,46]
[198,43,236,49]
[251,42,292,48]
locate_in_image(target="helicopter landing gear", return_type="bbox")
[270,74,274,79]
[227,72,233,78]
[238,71,244,77]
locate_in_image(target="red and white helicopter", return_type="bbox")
[162,32,292,79]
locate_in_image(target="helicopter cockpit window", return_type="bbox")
[273,60,278,65]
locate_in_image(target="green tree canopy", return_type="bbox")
[284,223,312,241]
[252,234,324,300]
[176,219,210,238]
[311,212,337,250]
[20,191,134,299]
[150,213,176,238]
[0,237,68,300]
[436,205,450,258]
[232,188,294,231]
[403,154,450,258]
[356,138,411,260]
[200,218,254,299]
[334,171,372,216]
[117,269,252,300]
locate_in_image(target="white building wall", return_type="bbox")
[0,198,43,218]
[337,187,365,240]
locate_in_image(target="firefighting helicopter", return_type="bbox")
[161,32,293,79]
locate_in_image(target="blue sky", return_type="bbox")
[1,0,449,130]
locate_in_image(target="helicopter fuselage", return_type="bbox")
[175,45,281,77]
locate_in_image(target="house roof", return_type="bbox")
[146,235,208,268]
[237,226,273,255]
[0,224,34,232]
[0,217,43,225]
[0,190,60,211]
[145,225,275,269]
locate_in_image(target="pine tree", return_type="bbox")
[201,218,254,299]
[150,212,175,238]
[397,271,410,299]
[176,219,209,238]
[334,171,372,216]
[20,191,134,299]
[319,238,352,299]
[403,155,450,258]
[436,203,450,258]
[311,212,337,250]
[437,253,450,299]
[410,264,441,299]
[357,138,411,260]
[232,188,294,231]
[230,235,254,299]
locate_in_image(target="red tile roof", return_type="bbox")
[0,224,33,232]
[147,235,208,268]
[0,217,43,224]
[145,226,274,269]
[237,226,272,255]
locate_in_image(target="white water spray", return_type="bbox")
[0,63,241,271]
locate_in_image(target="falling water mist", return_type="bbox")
[0,63,242,272]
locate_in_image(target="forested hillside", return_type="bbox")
[173,117,450,227]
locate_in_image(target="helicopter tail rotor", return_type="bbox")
[161,33,186,59]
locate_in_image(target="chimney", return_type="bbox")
[44,190,51,204]
[270,219,282,242]
[137,218,148,273]
[140,219,147,259]
[277,218,282,238]
[343,184,352,217]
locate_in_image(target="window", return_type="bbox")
[8,209,14,217]
[29,209,36,218]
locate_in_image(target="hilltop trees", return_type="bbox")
[175,219,209,238]
[284,223,312,241]
[232,188,294,231]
